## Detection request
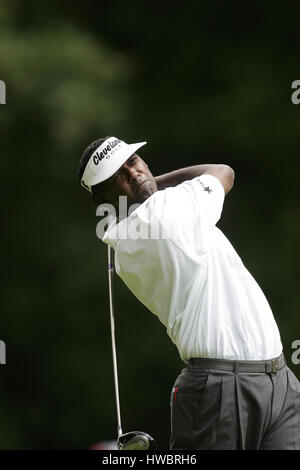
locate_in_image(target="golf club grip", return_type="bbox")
[107,246,123,438]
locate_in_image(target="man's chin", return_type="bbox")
[134,184,156,203]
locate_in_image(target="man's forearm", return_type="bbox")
[154,164,225,190]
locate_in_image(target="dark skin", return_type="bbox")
[92,153,235,216]
[92,153,158,209]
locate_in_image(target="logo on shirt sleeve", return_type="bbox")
[203,185,212,194]
[197,178,213,194]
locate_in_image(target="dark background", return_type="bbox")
[0,0,299,449]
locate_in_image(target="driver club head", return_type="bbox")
[117,431,158,450]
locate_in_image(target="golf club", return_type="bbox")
[107,245,158,450]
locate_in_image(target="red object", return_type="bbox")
[89,440,117,450]
[174,387,178,402]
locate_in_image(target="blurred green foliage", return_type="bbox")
[0,0,299,449]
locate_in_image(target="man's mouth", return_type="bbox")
[135,180,148,193]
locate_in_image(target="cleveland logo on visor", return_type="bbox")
[92,138,122,166]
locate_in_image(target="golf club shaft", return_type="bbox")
[108,246,123,438]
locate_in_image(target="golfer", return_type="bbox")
[78,136,300,450]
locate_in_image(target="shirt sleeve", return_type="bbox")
[154,174,225,254]
[187,174,225,227]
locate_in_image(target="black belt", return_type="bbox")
[188,353,286,373]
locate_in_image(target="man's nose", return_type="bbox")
[125,165,139,183]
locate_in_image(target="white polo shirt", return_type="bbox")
[102,174,283,364]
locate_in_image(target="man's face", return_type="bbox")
[98,153,158,210]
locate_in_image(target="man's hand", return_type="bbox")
[155,164,235,195]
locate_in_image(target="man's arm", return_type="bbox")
[154,164,235,195]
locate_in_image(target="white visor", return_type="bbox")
[81,136,147,192]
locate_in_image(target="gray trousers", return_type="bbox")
[169,354,300,449]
